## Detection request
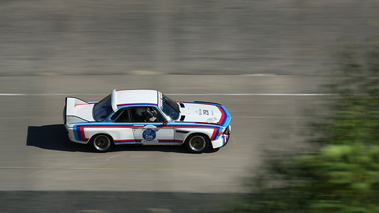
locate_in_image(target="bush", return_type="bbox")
[227,47,379,213]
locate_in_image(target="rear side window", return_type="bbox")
[93,95,113,121]
[111,108,131,123]
[130,107,166,123]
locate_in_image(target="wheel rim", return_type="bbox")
[94,135,111,151]
[189,135,206,152]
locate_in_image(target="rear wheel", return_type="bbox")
[185,134,210,153]
[91,134,113,152]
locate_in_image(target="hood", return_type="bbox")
[179,102,230,126]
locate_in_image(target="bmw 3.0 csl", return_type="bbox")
[64,89,231,153]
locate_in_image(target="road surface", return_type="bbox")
[0,74,321,193]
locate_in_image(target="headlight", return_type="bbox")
[223,125,231,135]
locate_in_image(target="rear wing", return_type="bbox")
[64,97,91,124]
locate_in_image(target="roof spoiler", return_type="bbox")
[111,89,118,112]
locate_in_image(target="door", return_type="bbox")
[132,124,175,144]
[130,106,175,144]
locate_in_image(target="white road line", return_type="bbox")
[0,166,241,172]
[240,74,278,76]
[0,93,328,96]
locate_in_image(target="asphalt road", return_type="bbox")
[0,74,322,193]
[1,0,378,76]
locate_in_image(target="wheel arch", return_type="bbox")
[183,132,211,143]
[89,133,115,145]
[178,127,214,144]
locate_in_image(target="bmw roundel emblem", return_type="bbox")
[143,129,156,141]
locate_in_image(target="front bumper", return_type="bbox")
[211,125,231,149]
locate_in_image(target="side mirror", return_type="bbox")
[162,121,168,126]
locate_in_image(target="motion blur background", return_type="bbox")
[1,0,379,212]
[2,0,379,76]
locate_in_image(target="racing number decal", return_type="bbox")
[198,109,214,116]
[200,109,209,115]
[143,129,156,141]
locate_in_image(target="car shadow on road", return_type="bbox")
[26,124,212,154]
[112,143,219,154]
[112,144,189,153]
[26,124,90,152]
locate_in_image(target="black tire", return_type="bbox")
[185,134,210,153]
[91,134,113,152]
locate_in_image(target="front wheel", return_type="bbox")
[91,134,113,152]
[185,134,210,153]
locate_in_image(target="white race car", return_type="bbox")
[64,89,231,153]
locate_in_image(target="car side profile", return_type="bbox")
[64,89,231,153]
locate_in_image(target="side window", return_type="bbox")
[111,108,131,123]
[130,107,167,123]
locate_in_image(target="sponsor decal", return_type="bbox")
[142,129,156,141]
[206,117,218,123]
[196,109,213,116]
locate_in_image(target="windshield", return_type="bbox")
[93,95,113,121]
[161,94,180,121]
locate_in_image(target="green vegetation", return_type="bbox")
[228,47,379,213]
